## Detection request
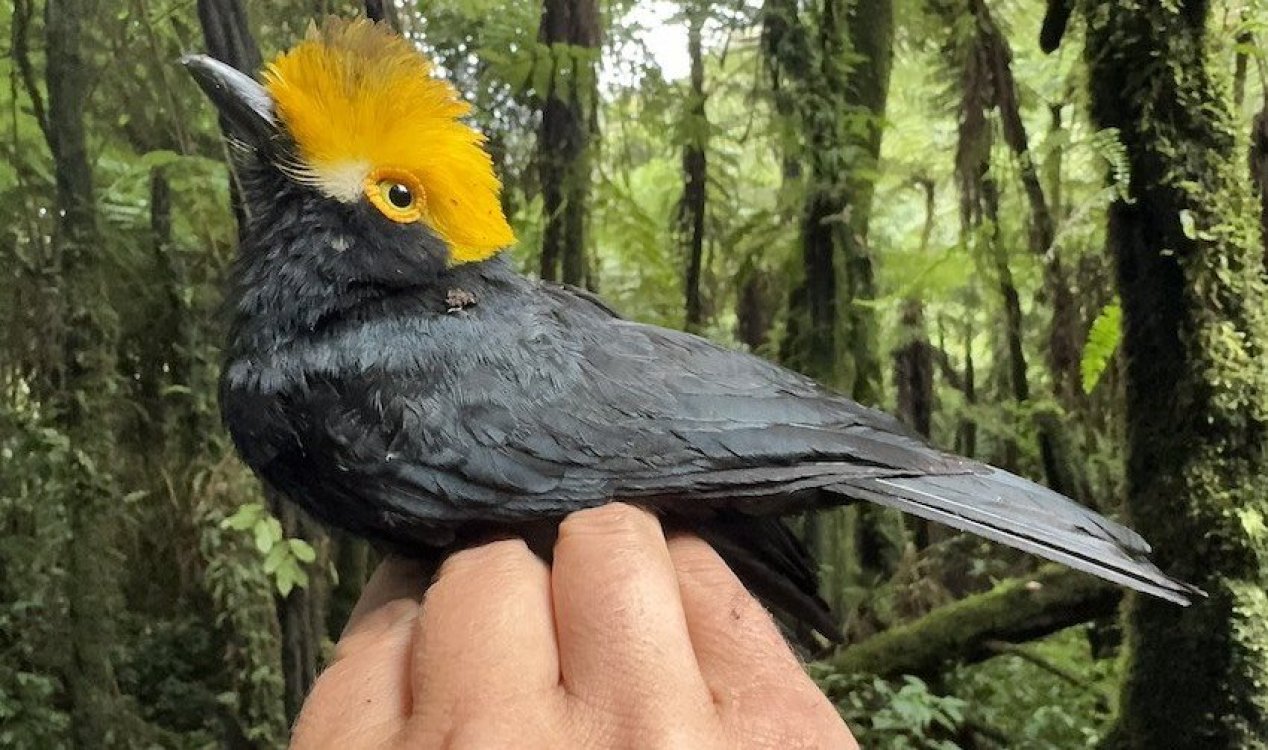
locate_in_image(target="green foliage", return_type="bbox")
[195,464,287,746]
[223,503,318,597]
[0,411,74,749]
[948,627,1118,748]
[115,616,223,744]
[488,41,602,107]
[1081,299,1121,394]
[813,627,1119,749]
[814,671,967,749]
[0,0,1251,743]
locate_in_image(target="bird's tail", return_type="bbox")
[832,468,1202,605]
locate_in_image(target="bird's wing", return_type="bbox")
[305,280,1198,604]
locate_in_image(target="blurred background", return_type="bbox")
[3,0,1266,747]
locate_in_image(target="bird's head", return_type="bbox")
[183,18,514,275]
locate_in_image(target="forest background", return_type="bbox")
[4,0,1268,747]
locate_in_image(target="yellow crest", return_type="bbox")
[263,18,515,263]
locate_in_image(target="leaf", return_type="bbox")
[222,503,263,531]
[262,543,287,574]
[276,565,295,597]
[288,539,316,564]
[530,43,555,98]
[253,518,276,553]
[1081,299,1122,394]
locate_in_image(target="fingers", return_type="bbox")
[294,557,428,749]
[668,534,856,749]
[295,518,854,750]
[411,538,560,716]
[551,504,714,737]
[339,555,430,644]
[666,535,801,677]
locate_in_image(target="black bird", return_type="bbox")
[183,19,1198,641]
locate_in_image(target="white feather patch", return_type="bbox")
[317,160,371,203]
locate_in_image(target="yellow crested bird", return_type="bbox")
[182,18,1198,641]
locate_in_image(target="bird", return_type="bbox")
[182,18,1199,642]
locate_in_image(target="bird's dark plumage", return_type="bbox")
[183,38,1200,645]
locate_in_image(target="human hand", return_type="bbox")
[292,503,857,749]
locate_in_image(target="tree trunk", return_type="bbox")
[975,0,1085,497]
[1250,107,1268,266]
[838,0,893,407]
[765,0,901,595]
[132,168,177,456]
[938,309,979,458]
[893,299,933,439]
[328,534,372,639]
[764,0,829,377]
[736,264,778,351]
[1041,104,1087,419]
[679,6,708,332]
[949,0,1080,495]
[1084,3,1268,745]
[895,307,934,551]
[270,496,330,723]
[772,0,893,397]
[44,0,125,745]
[194,2,332,723]
[983,177,1025,471]
[196,0,263,240]
[895,178,936,444]
[536,0,599,287]
[1234,24,1251,111]
[893,209,934,552]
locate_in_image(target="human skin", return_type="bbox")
[291,503,857,749]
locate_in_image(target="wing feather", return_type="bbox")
[285,274,1198,605]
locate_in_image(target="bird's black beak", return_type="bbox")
[181,54,278,148]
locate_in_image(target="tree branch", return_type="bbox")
[823,566,1120,678]
[932,345,965,392]
[12,0,51,145]
[983,640,1112,711]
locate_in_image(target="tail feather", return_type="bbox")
[836,469,1203,605]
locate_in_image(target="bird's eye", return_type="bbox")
[366,173,424,223]
[382,181,413,209]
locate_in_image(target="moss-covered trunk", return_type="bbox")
[893,299,933,439]
[765,0,900,607]
[678,5,708,333]
[1082,3,1268,745]
[44,0,129,744]
[837,0,891,408]
[825,566,1119,679]
[536,0,599,288]
[767,0,892,397]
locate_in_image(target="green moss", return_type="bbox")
[825,566,1118,677]
[1083,1,1268,745]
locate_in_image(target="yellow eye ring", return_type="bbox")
[365,170,424,223]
